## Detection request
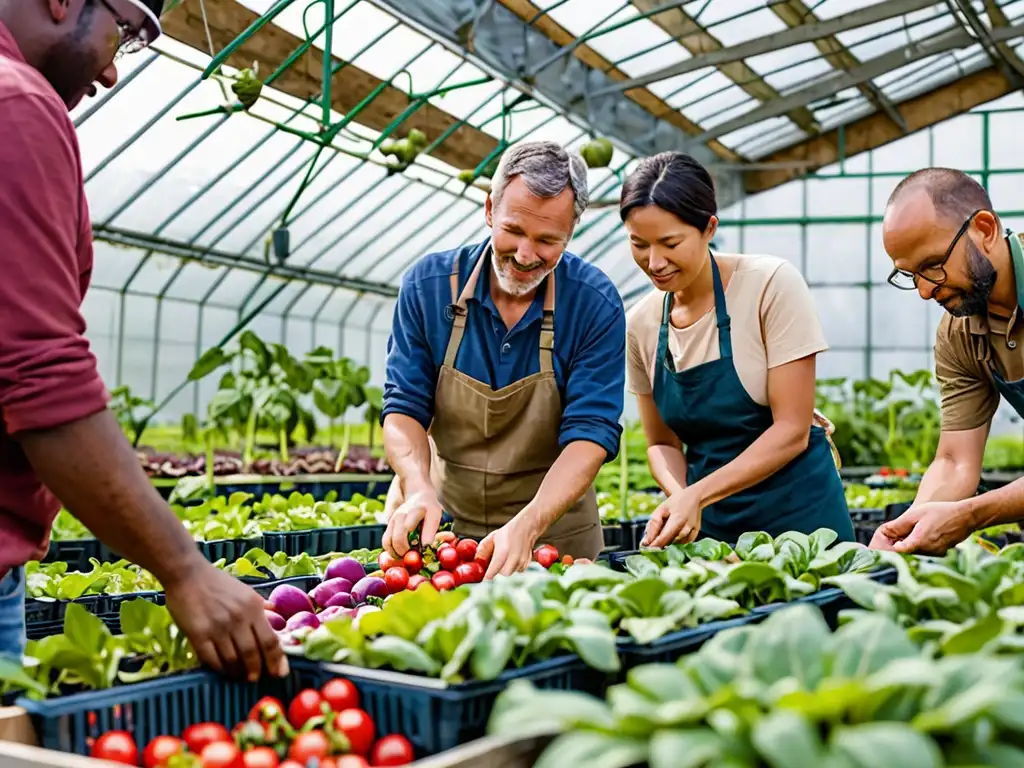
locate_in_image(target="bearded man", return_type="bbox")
[378,140,626,577]
[871,167,1024,555]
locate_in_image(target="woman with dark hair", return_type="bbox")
[622,152,853,547]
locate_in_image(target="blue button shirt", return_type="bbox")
[382,240,626,461]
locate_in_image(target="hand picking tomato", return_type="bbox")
[378,552,399,571]
[384,566,410,593]
[453,562,479,586]
[90,731,138,765]
[333,708,375,756]
[533,544,559,568]
[454,538,478,562]
[431,570,456,591]
[287,689,325,729]
[321,677,360,712]
[144,735,184,768]
[371,734,415,766]
[407,574,429,590]
[437,546,459,571]
[241,747,280,768]
[200,741,244,768]
[248,696,284,723]
[183,722,232,755]
[402,550,423,572]
[288,730,331,764]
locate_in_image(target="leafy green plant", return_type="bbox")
[26,560,161,601]
[844,483,916,510]
[108,385,154,446]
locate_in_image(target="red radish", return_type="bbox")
[533,545,559,568]
[384,567,410,593]
[378,552,399,571]
[431,571,456,591]
[371,734,415,766]
[453,562,478,586]
[408,574,429,590]
[402,550,423,572]
[455,539,478,562]
[437,547,459,572]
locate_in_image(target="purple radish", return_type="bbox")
[351,576,388,605]
[324,591,355,609]
[268,583,314,619]
[308,578,354,608]
[325,557,366,584]
[284,611,320,632]
[264,610,286,631]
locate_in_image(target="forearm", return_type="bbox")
[690,423,807,508]
[18,409,206,587]
[382,414,433,494]
[648,445,688,496]
[913,456,980,504]
[961,479,1024,530]
[520,441,606,532]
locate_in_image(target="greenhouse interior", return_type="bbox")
[5,0,1024,765]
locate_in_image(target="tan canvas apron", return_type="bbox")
[427,248,603,560]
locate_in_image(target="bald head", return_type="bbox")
[887,168,993,225]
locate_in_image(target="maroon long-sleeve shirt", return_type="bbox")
[0,22,109,569]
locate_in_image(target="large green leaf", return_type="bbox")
[746,605,829,690]
[751,710,824,768]
[828,613,919,679]
[533,731,648,768]
[830,723,943,768]
[188,346,232,380]
[649,729,729,768]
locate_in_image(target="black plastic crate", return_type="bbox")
[601,524,625,552]
[336,523,386,553]
[622,517,651,550]
[41,540,102,571]
[615,615,757,674]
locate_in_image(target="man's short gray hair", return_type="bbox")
[490,141,590,227]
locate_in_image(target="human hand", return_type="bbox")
[164,563,288,682]
[869,501,974,555]
[477,514,541,580]
[381,485,443,557]
[641,488,702,548]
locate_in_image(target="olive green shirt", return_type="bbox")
[934,233,1024,431]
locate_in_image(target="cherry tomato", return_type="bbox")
[474,557,490,572]
[402,550,423,572]
[333,709,375,756]
[321,677,360,712]
[561,554,574,566]
[248,696,285,723]
[286,689,324,729]
[200,741,243,768]
[434,531,457,545]
[384,566,410,593]
[378,552,399,571]
[431,570,456,591]
[371,734,415,766]
[407,574,429,590]
[90,731,138,765]
[466,561,485,583]
[241,747,280,768]
[335,757,370,768]
[288,730,330,764]
[144,735,184,768]
[183,722,232,755]
[453,562,478,586]
[455,539,478,562]
[437,547,459,572]
[533,544,559,569]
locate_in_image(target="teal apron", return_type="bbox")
[651,253,854,544]
[990,232,1024,414]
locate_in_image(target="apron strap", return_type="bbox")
[657,291,675,373]
[1008,230,1024,313]
[443,245,489,368]
[709,252,733,360]
[539,271,556,373]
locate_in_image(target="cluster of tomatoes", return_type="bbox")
[378,532,582,594]
[88,678,413,768]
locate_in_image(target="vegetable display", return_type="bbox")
[90,677,414,766]
[597,491,663,523]
[843,483,916,510]
[488,603,1024,767]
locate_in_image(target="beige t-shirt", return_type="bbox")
[626,254,828,405]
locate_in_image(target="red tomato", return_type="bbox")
[90,731,138,765]
[455,539,477,562]
[431,570,456,591]
[335,757,370,768]
[437,546,459,571]
[378,552,399,571]
[402,550,423,572]
[407,574,429,590]
[371,734,415,766]
[434,531,456,545]
[248,696,284,723]
[143,735,184,768]
[384,566,410,593]
[333,709,375,756]
[286,689,324,729]
[183,722,232,755]
[453,562,478,586]
[199,741,243,768]
[466,561,485,583]
[321,677,360,712]
[561,554,574,566]
[288,730,330,764]
[277,762,304,768]
[242,748,280,768]
[533,545,559,568]
[474,556,490,572]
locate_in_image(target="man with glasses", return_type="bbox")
[871,167,1024,554]
[0,0,288,682]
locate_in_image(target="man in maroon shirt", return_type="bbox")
[0,0,287,682]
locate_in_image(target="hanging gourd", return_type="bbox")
[380,128,430,169]
[580,137,614,169]
[232,62,263,110]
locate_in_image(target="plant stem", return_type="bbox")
[279,425,289,464]
[243,406,259,469]
[335,423,351,472]
[205,432,215,487]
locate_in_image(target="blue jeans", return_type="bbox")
[0,568,26,660]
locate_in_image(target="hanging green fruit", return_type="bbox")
[580,137,614,169]
[457,169,476,185]
[380,129,430,169]
[232,62,263,110]
[407,128,428,149]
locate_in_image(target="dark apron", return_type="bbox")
[991,232,1024,413]
[651,253,854,544]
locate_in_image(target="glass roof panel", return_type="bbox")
[687,0,769,28]
[751,45,836,94]
[162,262,233,302]
[662,70,741,112]
[711,8,788,47]
[90,242,144,291]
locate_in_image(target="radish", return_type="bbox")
[351,576,388,604]
[268,584,315,619]
[309,578,354,608]
[324,591,355,608]
[325,557,366,584]
[264,610,286,631]
[285,611,321,632]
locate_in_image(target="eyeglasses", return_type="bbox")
[96,0,153,60]
[887,208,984,291]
